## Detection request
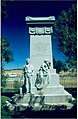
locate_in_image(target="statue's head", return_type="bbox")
[44,59,51,69]
[26,58,30,64]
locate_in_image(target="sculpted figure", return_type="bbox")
[35,59,51,90]
[23,58,34,93]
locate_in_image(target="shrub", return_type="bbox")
[1,96,14,118]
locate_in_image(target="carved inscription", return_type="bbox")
[32,42,50,56]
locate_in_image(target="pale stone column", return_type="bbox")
[25,16,55,72]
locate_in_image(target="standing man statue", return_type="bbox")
[23,58,34,93]
[35,59,51,90]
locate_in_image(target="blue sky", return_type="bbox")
[2,1,76,70]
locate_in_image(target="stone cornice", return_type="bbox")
[25,16,55,25]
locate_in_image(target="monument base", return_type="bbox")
[16,91,74,111]
[19,70,73,105]
[31,85,72,103]
[16,69,74,110]
[16,83,73,105]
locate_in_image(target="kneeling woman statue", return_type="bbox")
[35,59,51,90]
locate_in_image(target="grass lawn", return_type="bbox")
[60,76,77,88]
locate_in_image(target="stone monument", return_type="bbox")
[24,16,73,105]
[8,17,74,110]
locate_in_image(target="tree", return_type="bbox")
[1,0,14,20]
[2,37,14,63]
[54,4,77,70]
[53,58,68,73]
[1,38,14,87]
[1,0,8,19]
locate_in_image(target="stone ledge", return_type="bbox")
[26,16,55,22]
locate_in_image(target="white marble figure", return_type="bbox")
[35,59,51,90]
[23,58,34,93]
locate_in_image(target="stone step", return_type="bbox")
[17,90,72,104]
[34,90,72,103]
[32,85,64,94]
